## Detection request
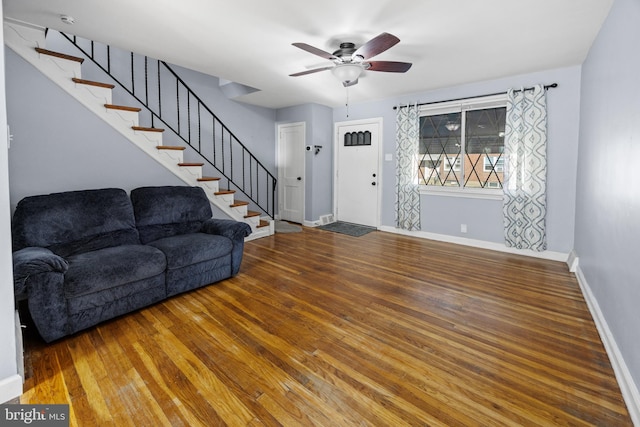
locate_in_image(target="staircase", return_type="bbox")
[4,21,274,241]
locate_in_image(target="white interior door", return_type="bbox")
[335,119,381,227]
[278,122,305,223]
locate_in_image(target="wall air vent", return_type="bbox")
[319,214,334,225]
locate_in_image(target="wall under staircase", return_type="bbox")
[4,20,274,240]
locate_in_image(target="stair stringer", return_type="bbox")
[4,20,273,241]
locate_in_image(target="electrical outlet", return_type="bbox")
[460,224,467,233]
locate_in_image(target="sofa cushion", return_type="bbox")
[146,233,233,270]
[165,257,232,297]
[130,186,213,244]
[64,244,166,301]
[12,188,140,257]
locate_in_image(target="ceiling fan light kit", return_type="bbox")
[290,32,412,87]
[332,63,364,86]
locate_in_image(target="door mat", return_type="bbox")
[275,220,303,233]
[317,221,376,237]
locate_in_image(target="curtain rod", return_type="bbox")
[393,83,558,110]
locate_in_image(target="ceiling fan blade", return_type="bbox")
[353,32,400,60]
[366,61,412,73]
[292,43,337,60]
[289,66,334,77]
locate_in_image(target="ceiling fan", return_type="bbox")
[289,32,412,87]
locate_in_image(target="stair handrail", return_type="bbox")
[54,31,276,219]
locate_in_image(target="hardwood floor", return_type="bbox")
[20,227,632,426]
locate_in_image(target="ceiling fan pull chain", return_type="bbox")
[346,86,350,118]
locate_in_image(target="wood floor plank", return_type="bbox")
[19,227,633,426]
[151,327,256,425]
[130,341,209,427]
[187,289,368,425]
[208,278,476,425]
[65,335,116,425]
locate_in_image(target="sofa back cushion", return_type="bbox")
[12,188,140,257]
[130,186,213,244]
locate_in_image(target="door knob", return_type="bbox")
[373,173,377,177]
[297,177,302,181]
[372,182,376,186]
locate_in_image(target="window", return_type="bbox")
[416,94,506,195]
[344,131,371,146]
[483,156,504,172]
[446,156,462,172]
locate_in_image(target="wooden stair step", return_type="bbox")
[178,162,204,167]
[257,220,270,228]
[156,146,185,150]
[105,104,142,112]
[197,176,221,182]
[215,190,235,196]
[132,126,164,133]
[35,47,84,64]
[231,201,249,208]
[72,77,115,89]
[244,210,260,218]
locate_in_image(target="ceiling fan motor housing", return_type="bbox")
[333,42,360,61]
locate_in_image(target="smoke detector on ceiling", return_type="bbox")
[60,15,75,25]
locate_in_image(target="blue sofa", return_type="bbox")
[11,186,252,342]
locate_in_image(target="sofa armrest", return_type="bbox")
[13,247,70,342]
[13,247,69,300]
[201,219,252,276]
[201,219,252,241]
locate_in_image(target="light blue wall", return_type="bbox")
[576,0,640,395]
[0,0,21,402]
[308,104,334,221]
[5,41,276,215]
[333,66,581,253]
[164,64,277,174]
[5,48,185,210]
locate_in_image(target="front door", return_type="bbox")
[277,122,305,223]
[335,118,381,227]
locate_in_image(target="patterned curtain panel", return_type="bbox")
[395,104,421,231]
[503,85,547,251]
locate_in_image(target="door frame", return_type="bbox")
[276,121,306,222]
[333,117,383,227]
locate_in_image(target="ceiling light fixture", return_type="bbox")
[331,63,363,86]
[60,15,75,25]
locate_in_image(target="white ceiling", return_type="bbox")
[3,0,613,109]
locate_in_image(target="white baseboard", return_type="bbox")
[567,249,579,272]
[574,266,640,426]
[303,213,336,228]
[378,226,569,262]
[0,374,22,404]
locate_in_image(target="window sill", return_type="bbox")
[418,186,503,200]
